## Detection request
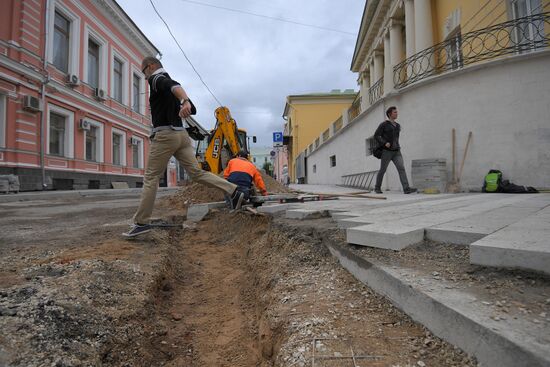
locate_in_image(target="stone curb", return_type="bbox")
[326,243,550,367]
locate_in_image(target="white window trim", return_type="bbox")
[110,48,129,106]
[47,104,74,158]
[0,94,6,148]
[46,1,80,76]
[130,65,146,115]
[83,118,104,163]
[131,135,144,169]
[111,127,126,166]
[83,25,108,91]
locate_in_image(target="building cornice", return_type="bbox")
[84,0,159,58]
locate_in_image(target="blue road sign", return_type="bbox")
[273,132,283,147]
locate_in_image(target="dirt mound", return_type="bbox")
[162,171,292,208]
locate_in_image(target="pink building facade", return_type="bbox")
[0,0,161,190]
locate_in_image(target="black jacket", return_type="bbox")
[148,71,198,128]
[374,120,401,151]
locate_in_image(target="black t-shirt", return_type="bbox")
[148,71,182,128]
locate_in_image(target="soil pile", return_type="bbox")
[164,171,292,207]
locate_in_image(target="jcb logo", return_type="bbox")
[212,138,221,159]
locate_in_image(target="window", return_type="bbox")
[113,58,123,103]
[49,112,66,156]
[365,136,377,156]
[87,39,99,89]
[112,133,121,165]
[53,11,70,73]
[330,155,336,167]
[85,126,98,161]
[131,138,143,169]
[0,94,5,148]
[132,73,140,112]
[445,30,463,70]
[510,0,546,52]
[313,164,316,173]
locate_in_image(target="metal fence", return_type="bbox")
[368,78,384,104]
[394,12,550,89]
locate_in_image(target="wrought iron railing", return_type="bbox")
[333,116,343,134]
[347,94,362,122]
[394,12,550,89]
[322,128,330,142]
[368,78,384,104]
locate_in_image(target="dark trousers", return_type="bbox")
[375,149,410,190]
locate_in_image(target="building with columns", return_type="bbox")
[0,0,162,191]
[303,0,550,191]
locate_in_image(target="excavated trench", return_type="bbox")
[102,211,476,367]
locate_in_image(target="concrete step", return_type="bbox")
[470,204,550,275]
[426,196,550,244]
[346,196,528,250]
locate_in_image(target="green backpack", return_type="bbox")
[483,170,502,192]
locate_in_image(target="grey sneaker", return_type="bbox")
[230,189,245,210]
[123,223,152,237]
[404,187,418,194]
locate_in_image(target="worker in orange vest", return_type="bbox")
[224,150,268,201]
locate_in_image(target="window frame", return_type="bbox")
[83,26,108,91]
[112,128,127,166]
[83,118,104,163]
[131,136,144,169]
[111,49,129,105]
[130,68,145,114]
[47,104,74,158]
[47,3,80,76]
[0,94,6,148]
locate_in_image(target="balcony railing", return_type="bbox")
[394,12,550,89]
[332,116,343,134]
[368,78,384,104]
[347,94,362,122]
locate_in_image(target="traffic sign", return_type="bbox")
[273,132,283,147]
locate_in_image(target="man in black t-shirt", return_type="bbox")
[124,57,244,237]
[373,106,417,194]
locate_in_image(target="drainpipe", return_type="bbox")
[40,0,50,190]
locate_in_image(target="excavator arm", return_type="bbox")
[202,106,244,174]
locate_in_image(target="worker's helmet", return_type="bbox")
[236,150,248,158]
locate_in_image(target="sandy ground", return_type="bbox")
[0,186,477,366]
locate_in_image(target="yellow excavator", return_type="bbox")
[190,106,255,174]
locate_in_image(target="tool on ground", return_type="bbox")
[448,131,473,193]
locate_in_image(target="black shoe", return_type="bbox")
[230,189,244,210]
[374,188,383,194]
[404,187,418,194]
[123,223,152,237]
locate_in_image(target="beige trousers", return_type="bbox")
[133,129,237,224]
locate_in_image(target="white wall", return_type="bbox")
[307,51,550,190]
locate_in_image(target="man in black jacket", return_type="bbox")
[373,106,417,194]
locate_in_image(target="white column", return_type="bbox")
[390,20,404,66]
[383,30,392,95]
[414,0,433,52]
[360,70,370,110]
[369,58,375,87]
[404,0,415,58]
[373,52,384,83]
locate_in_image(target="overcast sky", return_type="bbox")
[118,0,364,148]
